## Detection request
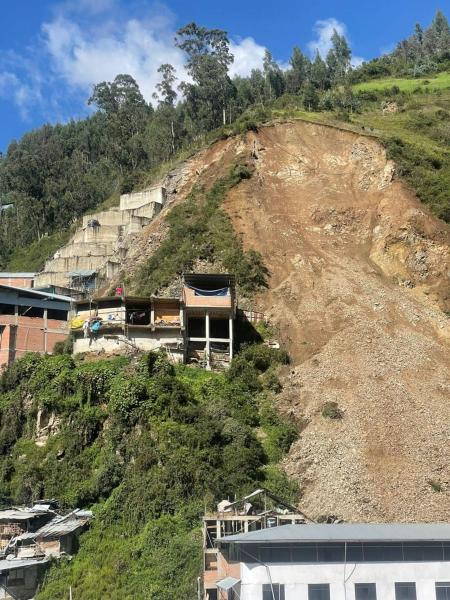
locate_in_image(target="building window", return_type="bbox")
[308,584,330,600]
[436,582,450,600]
[262,583,285,600]
[355,583,377,599]
[395,583,417,600]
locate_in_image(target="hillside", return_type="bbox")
[107,118,450,523]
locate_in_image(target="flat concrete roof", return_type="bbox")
[219,523,450,544]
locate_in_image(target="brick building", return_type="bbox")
[0,273,35,288]
[0,285,71,370]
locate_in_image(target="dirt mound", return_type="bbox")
[223,121,450,521]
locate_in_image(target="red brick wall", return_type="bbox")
[0,277,34,288]
[0,325,11,369]
[0,316,68,369]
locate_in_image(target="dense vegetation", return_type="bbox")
[134,162,268,296]
[0,345,296,599]
[1,11,448,271]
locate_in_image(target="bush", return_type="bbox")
[321,401,343,419]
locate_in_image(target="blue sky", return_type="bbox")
[0,0,446,151]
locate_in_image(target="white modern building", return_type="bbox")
[216,523,450,600]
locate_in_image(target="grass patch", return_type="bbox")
[353,71,450,93]
[6,230,71,272]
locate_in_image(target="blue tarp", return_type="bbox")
[186,285,229,297]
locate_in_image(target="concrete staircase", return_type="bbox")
[34,186,166,290]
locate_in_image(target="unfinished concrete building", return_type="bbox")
[202,489,307,600]
[34,186,166,292]
[0,286,71,370]
[72,294,185,361]
[183,274,235,369]
[70,274,236,368]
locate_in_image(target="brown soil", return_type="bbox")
[118,119,450,522]
[223,121,450,522]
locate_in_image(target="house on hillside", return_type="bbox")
[0,504,92,600]
[215,522,450,600]
[71,294,185,362]
[183,273,235,369]
[0,285,71,370]
[71,273,237,369]
[203,489,307,600]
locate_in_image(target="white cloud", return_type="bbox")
[0,0,271,124]
[307,17,364,67]
[41,4,269,104]
[230,37,266,77]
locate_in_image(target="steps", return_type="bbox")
[34,185,166,291]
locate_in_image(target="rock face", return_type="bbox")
[221,121,450,522]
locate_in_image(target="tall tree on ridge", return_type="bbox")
[326,29,352,84]
[175,22,235,130]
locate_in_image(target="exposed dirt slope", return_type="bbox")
[117,119,450,522]
[223,121,450,522]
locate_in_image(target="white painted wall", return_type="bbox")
[239,560,450,600]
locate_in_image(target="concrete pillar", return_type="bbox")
[205,310,210,370]
[150,301,155,326]
[14,304,18,326]
[229,314,233,362]
[43,308,48,353]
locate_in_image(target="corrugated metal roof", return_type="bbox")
[0,284,72,302]
[0,557,49,572]
[35,514,89,538]
[220,523,450,544]
[217,576,240,590]
[0,510,47,521]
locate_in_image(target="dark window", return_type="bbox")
[210,318,229,338]
[395,583,417,600]
[0,304,15,315]
[262,583,285,600]
[347,543,364,561]
[403,543,443,561]
[187,316,205,337]
[47,309,68,321]
[355,583,377,600]
[363,543,403,561]
[308,584,330,600]
[291,544,317,562]
[436,583,450,600]
[259,547,290,563]
[317,543,345,562]
[18,305,44,318]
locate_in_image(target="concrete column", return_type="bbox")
[43,308,48,353]
[14,304,18,326]
[150,301,155,326]
[205,310,210,370]
[229,314,234,362]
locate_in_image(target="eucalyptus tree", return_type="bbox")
[175,22,235,131]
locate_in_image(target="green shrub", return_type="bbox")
[321,401,343,419]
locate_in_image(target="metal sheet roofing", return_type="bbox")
[0,284,72,302]
[217,576,240,590]
[35,514,89,538]
[0,510,47,521]
[220,523,450,544]
[0,557,49,573]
